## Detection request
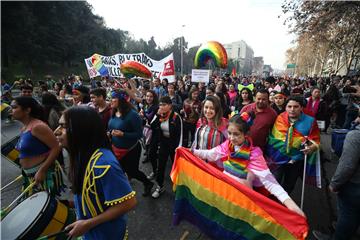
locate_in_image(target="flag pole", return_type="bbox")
[300,136,309,210]
[300,152,307,210]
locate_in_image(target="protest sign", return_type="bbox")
[84,53,175,82]
[191,69,211,83]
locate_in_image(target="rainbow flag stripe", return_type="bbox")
[223,141,251,179]
[266,112,321,187]
[171,147,308,240]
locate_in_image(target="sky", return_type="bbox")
[88,0,296,70]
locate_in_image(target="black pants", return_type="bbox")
[151,139,175,188]
[272,160,304,194]
[120,142,152,186]
[183,121,196,147]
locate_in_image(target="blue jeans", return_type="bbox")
[334,182,360,240]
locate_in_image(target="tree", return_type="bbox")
[184,45,200,74]
[2,1,127,71]
[1,1,196,80]
[282,1,360,75]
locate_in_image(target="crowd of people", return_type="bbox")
[1,73,360,239]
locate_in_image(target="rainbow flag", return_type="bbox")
[91,54,109,76]
[170,147,308,240]
[266,112,321,187]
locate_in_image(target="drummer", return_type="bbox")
[55,106,137,239]
[11,96,64,196]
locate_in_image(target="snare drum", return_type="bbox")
[1,191,75,240]
[1,102,11,120]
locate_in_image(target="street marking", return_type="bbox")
[180,230,189,240]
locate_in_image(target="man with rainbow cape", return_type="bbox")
[266,95,321,194]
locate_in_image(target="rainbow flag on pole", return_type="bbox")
[170,147,308,240]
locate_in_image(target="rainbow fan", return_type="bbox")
[120,61,152,79]
[194,41,228,69]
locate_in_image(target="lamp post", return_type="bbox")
[180,25,185,76]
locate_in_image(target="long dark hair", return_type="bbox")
[63,106,111,194]
[111,90,133,117]
[13,96,45,121]
[239,88,254,103]
[145,90,159,106]
[200,95,223,128]
[215,91,227,110]
[42,92,65,122]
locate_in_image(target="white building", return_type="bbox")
[252,57,264,76]
[224,40,254,75]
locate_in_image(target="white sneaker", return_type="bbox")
[151,186,164,198]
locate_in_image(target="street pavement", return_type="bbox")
[1,120,359,240]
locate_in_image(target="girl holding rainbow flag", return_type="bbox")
[191,112,305,217]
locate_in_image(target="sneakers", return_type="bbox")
[147,172,156,180]
[151,185,165,198]
[312,230,331,240]
[142,182,154,197]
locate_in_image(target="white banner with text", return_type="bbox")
[191,69,211,83]
[84,53,175,82]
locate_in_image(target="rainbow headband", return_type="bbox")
[111,90,129,102]
[274,92,287,98]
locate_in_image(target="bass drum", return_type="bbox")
[1,191,75,240]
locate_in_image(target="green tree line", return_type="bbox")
[2,1,205,81]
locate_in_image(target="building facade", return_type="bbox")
[224,41,254,75]
[252,57,264,76]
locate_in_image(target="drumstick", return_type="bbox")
[2,182,36,215]
[0,175,22,191]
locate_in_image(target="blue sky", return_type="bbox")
[88,0,295,70]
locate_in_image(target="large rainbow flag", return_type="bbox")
[266,112,321,188]
[170,147,308,240]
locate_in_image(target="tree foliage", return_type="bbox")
[1,1,200,80]
[282,1,360,75]
[2,1,127,68]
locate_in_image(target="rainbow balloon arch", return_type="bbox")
[194,41,228,70]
